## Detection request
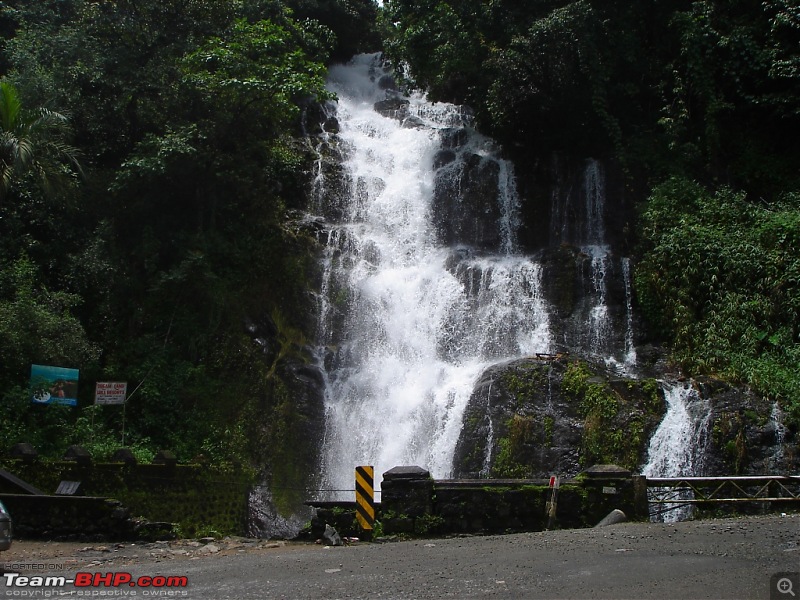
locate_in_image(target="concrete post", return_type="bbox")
[581,465,649,524]
[381,466,434,534]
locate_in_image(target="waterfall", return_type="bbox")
[480,382,494,478]
[585,245,611,357]
[314,54,551,497]
[620,257,637,371]
[306,103,336,213]
[497,158,521,255]
[580,160,615,365]
[574,159,639,373]
[768,401,786,471]
[583,159,606,245]
[643,381,712,522]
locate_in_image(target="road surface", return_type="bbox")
[2,514,798,599]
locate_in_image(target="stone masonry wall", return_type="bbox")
[0,459,254,539]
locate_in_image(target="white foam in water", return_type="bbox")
[768,401,786,471]
[316,55,551,497]
[643,381,712,521]
[620,257,638,372]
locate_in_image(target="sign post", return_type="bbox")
[94,382,128,444]
[94,382,128,405]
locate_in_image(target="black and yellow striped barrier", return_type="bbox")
[355,465,375,531]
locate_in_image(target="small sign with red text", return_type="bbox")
[94,382,128,405]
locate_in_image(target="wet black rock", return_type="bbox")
[698,378,798,476]
[432,152,502,250]
[374,97,410,120]
[452,357,665,479]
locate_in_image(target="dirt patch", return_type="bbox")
[2,512,798,572]
[1,536,301,571]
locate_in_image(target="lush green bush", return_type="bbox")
[0,0,350,485]
[637,177,800,423]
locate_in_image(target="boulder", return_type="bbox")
[595,509,627,527]
[374,97,410,120]
[322,524,343,546]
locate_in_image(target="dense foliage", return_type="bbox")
[383,1,800,187]
[383,0,800,425]
[0,0,379,479]
[637,179,800,422]
[0,0,797,499]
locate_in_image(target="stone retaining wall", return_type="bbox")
[311,464,650,538]
[0,494,137,539]
[0,459,254,538]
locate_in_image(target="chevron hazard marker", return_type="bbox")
[355,465,375,530]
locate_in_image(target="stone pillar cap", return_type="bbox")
[63,445,92,464]
[153,450,178,466]
[10,442,38,460]
[583,464,632,478]
[112,448,138,465]
[382,466,431,480]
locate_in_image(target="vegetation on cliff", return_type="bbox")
[382,0,800,425]
[637,179,800,423]
[0,0,378,497]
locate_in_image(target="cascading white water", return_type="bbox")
[643,381,712,521]
[586,246,610,353]
[575,159,640,374]
[768,401,786,471]
[480,382,495,478]
[581,160,614,364]
[620,257,638,371]
[315,55,551,497]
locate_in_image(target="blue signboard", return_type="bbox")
[30,364,79,406]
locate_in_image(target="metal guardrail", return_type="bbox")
[646,475,800,504]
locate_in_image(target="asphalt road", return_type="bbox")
[4,514,799,600]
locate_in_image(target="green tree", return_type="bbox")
[0,255,99,380]
[661,1,800,192]
[287,0,380,60]
[382,0,489,102]
[485,1,608,153]
[0,0,341,466]
[0,81,81,201]
[0,254,101,456]
[181,16,333,135]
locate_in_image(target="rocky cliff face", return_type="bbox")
[698,378,797,476]
[452,357,665,479]
[243,312,327,537]
[433,143,505,251]
[433,145,651,371]
[452,357,798,480]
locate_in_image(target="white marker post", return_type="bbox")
[546,475,560,530]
